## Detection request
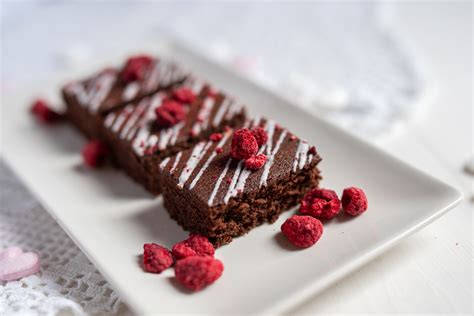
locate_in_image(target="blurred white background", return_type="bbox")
[1,1,472,315]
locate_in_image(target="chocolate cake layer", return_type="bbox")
[101,78,246,194]
[160,118,322,246]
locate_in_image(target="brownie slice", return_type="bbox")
[159,118,322,246]
[101,78,246,194]
[62,56,187,138]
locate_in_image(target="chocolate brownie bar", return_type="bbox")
[159,118,322,246]
[62,56,187,138]
[101,78,246,194]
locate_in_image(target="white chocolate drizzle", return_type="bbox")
[143,61,186,93]
[259,129,287,187]
[208,158,232,206]
[121,99,148,139]
[111,105,133,133]
[292,141,309,172]
[122,82,140,101]
[104,112,116,128]
[212,97,231,127]
[66,71,116,113]
[191,97,214,135]
[131,94,165,156]
[159,157,170,169]
[189,131,231,189]
[157,122,185,150]
[177,142,212,188]
[170,152,182,173]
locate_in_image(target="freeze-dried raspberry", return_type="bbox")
[251,127,268,147]
[342,187,368,216]
[244,154,267,170]
[230,128,258,160]
[172,87,196,104]
[121,55,154,83]
[215,147,223,154]
[172,234,215,260]
[30,99,62,124]
[174,256,224,291]
[308,146,317,155]
[155,100,186,127]
[300,188,341,219]
[82,140,109,168]
[281,215,323,248]
[210,133,223,142]
[143,243,174,273]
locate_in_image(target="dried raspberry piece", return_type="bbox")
[30,99,62,124]
[215,147,223,154]
[300,188,341,219]
[155,100,186,127]
[82,140,109,168]
[210,133,223,142]
[121,55,154,83]
[143,243,174,273]
[172,234,215,260]
[230,128,258,160]
[244,154,267,170]
[251,127,268,147]
[174,256,224,291]
[341,187,368,216]
[281,215,323,248]
[308,146,317,155]
[172,87,196,104]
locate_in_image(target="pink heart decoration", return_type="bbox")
[0,246,40,281]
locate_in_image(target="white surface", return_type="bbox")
[0,2,472,315]
[1,2,425,138]
[0,39,463,315]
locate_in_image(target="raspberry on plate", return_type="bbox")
[174,256,224,291]
[281,215,323,248]
[30,99,62,124]
[172,234,215,260]
[342,187,368,216]
[143,243,174,273]
[300,188,341,219]
[82,140,109,168]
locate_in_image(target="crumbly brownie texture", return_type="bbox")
[62,57,187,138]
[101,78,246,194]
[160,118,322,246]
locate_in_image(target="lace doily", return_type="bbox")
[0,162,123,315]
[1,2,425,315]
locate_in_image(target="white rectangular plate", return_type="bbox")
[1,38,462,315]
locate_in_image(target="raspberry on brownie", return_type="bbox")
[159,118,322,246]
[101,79,246,194]
[62,55,188,138]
